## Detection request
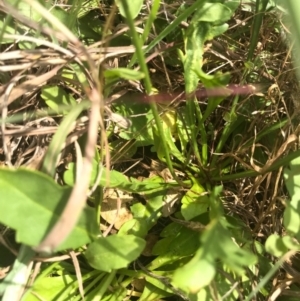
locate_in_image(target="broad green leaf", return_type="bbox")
[77,19,102,41]
[130,202,147,218]
[193,3,232,24]
[208,186,224,219]
[181,181,209,220]
[160,221,189,238]
[194,270,242,301]
[142,188,165,226]
[223,1,241,13]
[9,0,51,23]
[114,100,154,146]
[283,156,300,238]
[151,236,174,255]
[61,64,90,91]
[76,9,103,41]
[0,13,26,44]
[64,160,177,194]
[85,235,146,272]
[206,23,229,40]
[77,0,100,18]
[23,273,76,301]
[118,218,148,237]
[149,225,200,269]
[161,109,177,135]
[265,234,288,257]
[41,86,77,115]
[282,235,300,250]
[0,168,98,251]
[214,225,256,274]
[51,7,75,31]
[223,215,253,245]
[173,249,216,293]
[116,0,143,19]
[283,198,300,239]
[104,68,145,80]
[173,221,256,293]
[266,234,300,257]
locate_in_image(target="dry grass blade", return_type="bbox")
[69,250,85,300]
[0,65,63,109]
[2,0,105,253]
[34,89,101,253]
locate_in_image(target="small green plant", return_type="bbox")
[1,0,300,300]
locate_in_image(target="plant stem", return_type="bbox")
[120,0,188,186]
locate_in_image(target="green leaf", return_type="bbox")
[207,23,229,40]
[284,156,300,238]
[41,86,77,115]
[104,68,145,80]
[193,270,243,301]
[64,160,175,194]
[118,218,148,237]
[181,181,209,220]
[176,106,190,152]
[85,235,146,272]
[116,0,143,19]
[61,64,90,91]
[194,70,231,123]
[152,117,187,163]
[23,273,76,301]
[76,10,103,41]
[223,1,241,13]
[266,234,300,257]
[0,13,25,44]
[10,0,51,23]
[138,280,172,301]
[115,100,155,146]
[0,245,35,300]
[109,139,137,161]
[41,101,90,178]
[51,7,75,31]
[183,22,210,93]
[145,276,174,295]
[173,247,216,293]
[265,234,289,257]
[193,3,233,24]
[151,124,168,161]
[173,221,256,293]
[149,224,200,269]
[0,168,98,251]
[76,0,100,18]
[130,202,147,218]
[282,235,300,251]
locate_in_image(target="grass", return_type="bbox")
[1,0,300,300]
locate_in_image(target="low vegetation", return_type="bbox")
[1,0,300,300]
